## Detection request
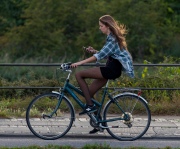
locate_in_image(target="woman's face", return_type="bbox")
[99,21,110,35]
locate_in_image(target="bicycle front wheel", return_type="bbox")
[26,93,74,140]
[103,93,151,141]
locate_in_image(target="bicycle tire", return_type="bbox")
[26,92,75,140]
[103,93,151,141]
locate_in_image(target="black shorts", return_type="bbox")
[100,57,122,80]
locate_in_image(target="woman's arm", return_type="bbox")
[71,56,97,68]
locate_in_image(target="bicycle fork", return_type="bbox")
[43,91,64,118]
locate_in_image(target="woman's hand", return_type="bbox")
[85,46,98,54]
[70,61,82,68]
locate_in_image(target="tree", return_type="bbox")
[0,0,179,62]
[0,0,25,34]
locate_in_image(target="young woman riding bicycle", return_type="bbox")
[71,14,134,133]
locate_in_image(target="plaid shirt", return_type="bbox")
[94,33,134,78]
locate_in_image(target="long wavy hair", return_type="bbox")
[99,15,128,50]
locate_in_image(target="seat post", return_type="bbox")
[105,80,110,88]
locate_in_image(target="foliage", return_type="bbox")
[0,57,179,116]
[0,0,26,33]
[111,57,180,100]
[0,0,180,62]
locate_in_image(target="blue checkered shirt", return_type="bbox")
[94,33,134,78]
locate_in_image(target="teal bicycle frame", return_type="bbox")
[26,65,151,141]
[55,70,128,125]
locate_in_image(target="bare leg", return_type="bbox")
[75,67,107,105]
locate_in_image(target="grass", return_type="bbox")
[0,97,31,118]
[0,91,180,118]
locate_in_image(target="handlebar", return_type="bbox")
[60,62,72,70]
[56,63,72,81]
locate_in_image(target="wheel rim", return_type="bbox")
[104,94,151,141]
[26,93,74,140]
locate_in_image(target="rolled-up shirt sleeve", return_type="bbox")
[94,38,115,61]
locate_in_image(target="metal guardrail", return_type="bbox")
[0,63,179,90]
[0,87,179,90]
[0,63,180,67]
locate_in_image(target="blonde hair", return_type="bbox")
[99,15,128,50]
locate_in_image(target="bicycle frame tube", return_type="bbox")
[61,77,106,110]
[43,92,65,118]
[107,92,126,115]
[62,80,85,109]
[96,85,108,116]
[58,76,126,123]
[47,78,82,118]
[56,70,138,125]
[100,117,124,123]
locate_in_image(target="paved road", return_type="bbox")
[0,136,180,148]
[0,115,180,138]
[0,115,180,148]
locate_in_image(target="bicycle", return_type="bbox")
[26,63,151,141]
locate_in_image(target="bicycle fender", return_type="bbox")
[52,91,76,121]
[52,91,61,94]
[113,92,148,104]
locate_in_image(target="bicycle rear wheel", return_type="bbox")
[103,93,151,141]
[26,92,74,140]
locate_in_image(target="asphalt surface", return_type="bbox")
[0,115,180,139]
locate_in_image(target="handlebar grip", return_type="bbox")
[60,62,72,70]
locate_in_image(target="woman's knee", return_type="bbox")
[75,72,80,79]
[75,71,84,80]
